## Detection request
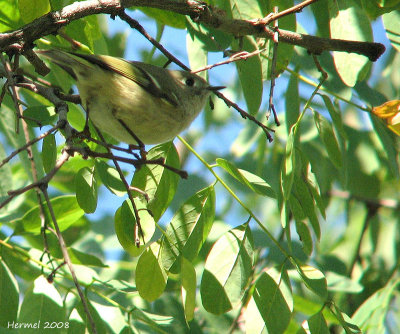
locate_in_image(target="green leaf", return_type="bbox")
[161,185,215,272]
[42,133,57,173]
[230,0,263,20]
[136,244,167,302]
[65,18,97,51]
[114,199,155,257]
[331,303,361,333]
[18,0,50,23]
[295,221,313,256]
[23,106,57,127]
[140,7,186,29]
[75,300,115,334]
[369,114,399,178]
[0,260,19,327]
[95,160,126,196]
[261,0,296,79]
[252,269,293,334]
[181,257,196,322]
[0,97,44,180]
[186,18,232,53]
[67,309,86,333]
[235,36,263,115]
[67,247,107,267]
[216,158,275,198]
[281,128,296,201]
[186,22,208,79]
[292,176,321,239]
[383,11,400,52]
[329,0,372,86]
[200,224,254,314]
[75,166,98,213]
[320,94,347,140]
[352,278,400,332]
[301,312,329,334]
[13,195,84,234]
[326,272,363,293]
[285,70,300,133]
[244,295,267,334]
[0,142,13,201]
[313,111,342,169]
[131,142,180,222]
[289,194,306,221]
[0,0,21,31]
[297,265,328,299]
[18,276,66,327]
[305,178,326,220]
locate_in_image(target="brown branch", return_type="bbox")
[0,0,385,64]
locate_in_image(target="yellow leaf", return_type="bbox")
[372,100,400,136]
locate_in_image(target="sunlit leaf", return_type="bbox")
[234,36,263,115]
[329,0,372,86]
[296,265,328,299]
[161,185,215,272]
[13,195,84,234]
[181,257,196,322]
[18,276,65,325]
[301,312,329,334]
[252,269,293,334]
[0,260,19,327]
[131,142,180,222]
[200,224,254,314]
[18,0,50,23]
[216,158,275,198]
[136,243,167,302]
[114,199,155,257]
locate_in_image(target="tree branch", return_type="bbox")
[0,0,385,64]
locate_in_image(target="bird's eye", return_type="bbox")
[185,78,195,87]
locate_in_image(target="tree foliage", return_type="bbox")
[1,0,400,333]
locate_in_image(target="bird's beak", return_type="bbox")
[208,85,226,91]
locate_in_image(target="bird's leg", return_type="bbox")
[117,119,147,160]
[81,103,91,138]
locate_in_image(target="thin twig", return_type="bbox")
[40,187,97,334]
[192,48,267,73]
[260,0,321,25]
[91,125,144,247]
[1,150,71,209]
[267,6,280,126]
[117,10,190,71]
[0,54,22,133]
[213,90,275,142]
[1,55,55,269]
[0,123,61,168]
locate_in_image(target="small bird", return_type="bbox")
[37,49,224,145]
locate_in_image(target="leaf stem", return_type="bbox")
[178,136,290,258]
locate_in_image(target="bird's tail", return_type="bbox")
[37,49,91,79]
